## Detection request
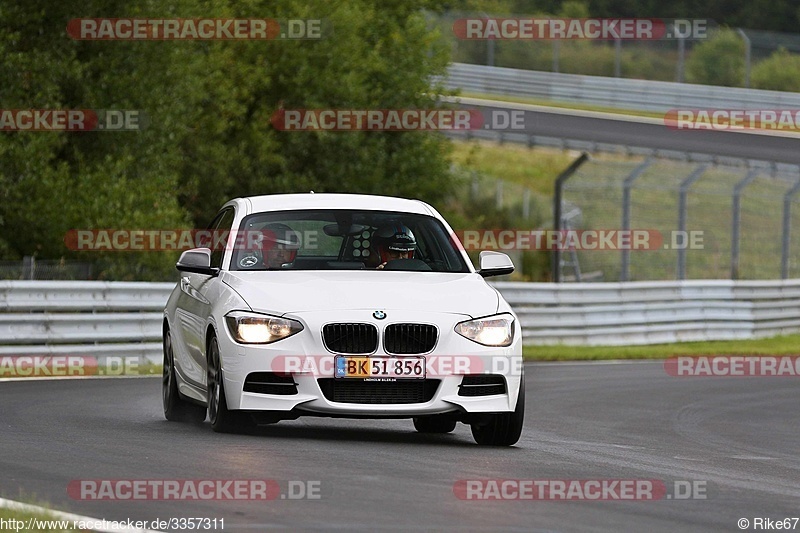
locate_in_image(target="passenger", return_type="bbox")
[259,223,301,269]
[370,224,416,269]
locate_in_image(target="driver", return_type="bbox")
[258,222,301,269]
[371,224,416,269]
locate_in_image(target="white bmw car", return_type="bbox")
[162,193,524,445]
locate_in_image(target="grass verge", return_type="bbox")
[523,334,800,361]
[0,500,83,532]
[459,91,663,120]
[450,139,577,196]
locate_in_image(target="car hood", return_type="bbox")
[221,270,499,317]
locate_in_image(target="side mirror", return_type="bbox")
[477,251,514,278]
[176,248,219,276]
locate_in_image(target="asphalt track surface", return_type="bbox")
[1,361,798,532]
[457,102,800,166]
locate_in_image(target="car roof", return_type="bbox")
[240,193,435,216]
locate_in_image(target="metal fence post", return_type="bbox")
[731,169,759,279]
[737,29,751,88]
[496,179,504,210]
[676,34,685,83]
[22,256,35,280]
[781,179,800,279]
[479,12,495,67]
[553,153,589,282]
[552,41,560,73]
[522,188,531,220]
[677,165,708,280]
[620,158,654,281]
[614,38,621,78]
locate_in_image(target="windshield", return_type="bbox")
[230,209,470,273]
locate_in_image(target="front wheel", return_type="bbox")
[163,331,206,423]
[208,336,252,433]
[471,380,525,446]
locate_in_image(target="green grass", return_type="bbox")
[564,160,796,281]
[523,334,800,361]
[129,360,160,376]
[0,359,160,379]
[450,139,576,196]
[449,139,800,282]
[0,500,82,532]
[0,509,81,532]
[144,335,800,366]
[459,91,664,120]
[9,336,800,370]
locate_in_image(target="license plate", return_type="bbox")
[334,356,426,379]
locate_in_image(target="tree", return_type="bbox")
[0,0,457,279]
[176,0,456,225]
[752,47,800,92]
[0,0,193,279]
[685,28,745,87]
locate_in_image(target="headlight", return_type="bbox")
[225,311,303,344]
[455,313,515,347]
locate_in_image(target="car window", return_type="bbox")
[231,209,469,273]
[208,208,235,269]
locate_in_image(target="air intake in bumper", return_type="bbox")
[243,372,298,395]
[458,375,506,396]
[317,378,440,404]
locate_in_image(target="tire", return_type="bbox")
[413,415,457,434]
[163,331,206,423]
[207,336,252,433]
[470,379,525,446]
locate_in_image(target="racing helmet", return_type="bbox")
[373,223,416,263]
[259,223,301,266]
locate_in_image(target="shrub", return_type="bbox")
[751,47,800,92]
[685,28,746,86]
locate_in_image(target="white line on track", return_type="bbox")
[0,375,155,383]
[0,497,164,533]
[526,359,661,366]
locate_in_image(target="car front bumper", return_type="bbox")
[217,309,523,418]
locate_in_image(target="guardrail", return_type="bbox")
[2,280,800,355]
[0,281,172,361]
[496,279,800,345]
[444,62,800,113]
